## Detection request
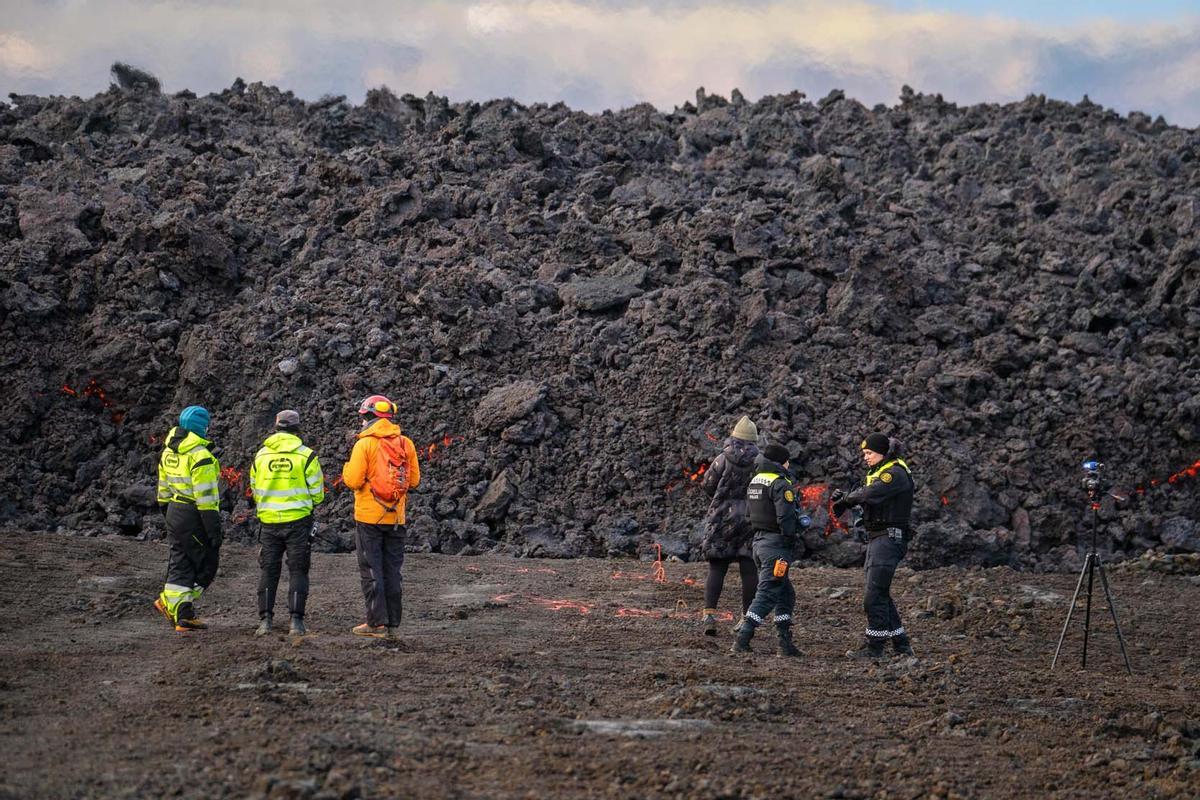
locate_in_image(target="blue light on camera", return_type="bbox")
[1082,461,1100,471]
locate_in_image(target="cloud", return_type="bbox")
[0,32,55,75]
[0,0,1196,126]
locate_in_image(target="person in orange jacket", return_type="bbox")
[341,394,421,639]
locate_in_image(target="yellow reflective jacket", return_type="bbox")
[250,432,325,524]
[157,427,221,512]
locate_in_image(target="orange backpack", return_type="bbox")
[368,436,409,510]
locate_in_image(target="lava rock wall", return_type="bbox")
[2,73,1198,569]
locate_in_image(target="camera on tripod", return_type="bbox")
[1052,458,1133,675]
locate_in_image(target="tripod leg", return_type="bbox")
[1082,553,1096,669]
[1052,555,1090,670]
[1095,558,1134,676]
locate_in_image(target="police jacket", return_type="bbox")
[844,458,914,532]
[157,426,223,544]
[746,456,799,539]
[250,431,325,524]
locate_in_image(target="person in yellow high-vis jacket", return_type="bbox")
[154,405,222,632]
[249,409,324,637]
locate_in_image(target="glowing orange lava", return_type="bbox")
[421,434,462,461]
[665,460,710,493]
[1134,458,1200,496]
[62,378,124,423]
[794,482,849,537]
[220,466,253,498]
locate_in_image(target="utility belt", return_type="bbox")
[753,529,796,548]
[867,526,906,542]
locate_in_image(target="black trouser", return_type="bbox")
[745,532,796,626]
[864,534,907,641]
[704,556,757,612]
[356,522,406,627]
[257,517,313,619]
[165,503,220,591]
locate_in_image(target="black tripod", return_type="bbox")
[1051,471,1133,675]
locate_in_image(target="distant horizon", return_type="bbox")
[2,1,1198,128]
[22,66,1189,134]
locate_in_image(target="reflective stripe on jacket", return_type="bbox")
[866,458,910,486]
[250,432,325,524]
[746,458,799,538]
[157,426,221,512]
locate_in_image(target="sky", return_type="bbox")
[1,1,1198,127]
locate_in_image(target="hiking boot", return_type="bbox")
[850,638,885,660]
[352,623,387,638]
[255,615,273,637]
[153,597,173,625]
[730,624,755,654]
[385,626,401,640]
[289,616,306,637]
[732,614,748,634]
[701,611,717,637]
[892,633,915,657]
[776,624,801,658]
[173,602,205,632]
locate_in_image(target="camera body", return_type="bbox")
[1082,460,1106,498]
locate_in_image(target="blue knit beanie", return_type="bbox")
[179,406,210,436]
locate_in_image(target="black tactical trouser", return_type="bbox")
[704,556,757,612]
[257,517,313,619]
[164,503,221,591]
[745,532,796,627]
[356,522,406,628]
[864,534,908,641]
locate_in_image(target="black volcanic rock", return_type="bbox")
[1,71,1198,569]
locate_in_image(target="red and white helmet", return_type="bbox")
[358,394,396,419]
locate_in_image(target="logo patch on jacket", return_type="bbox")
[268,457,292,472]
[163,452,179,467]
[784,489,795,503]
[881,471,893,483]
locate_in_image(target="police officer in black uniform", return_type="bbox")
[832,433,916,659]
[731,443,802,657]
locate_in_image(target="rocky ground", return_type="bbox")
[2,66,1199,569]
[1,530,1198,799]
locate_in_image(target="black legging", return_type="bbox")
[704,556,757,612]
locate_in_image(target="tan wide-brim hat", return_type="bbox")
[731,415,758,442]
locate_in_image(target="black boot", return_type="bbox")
[776,623,800,657]
[289,616,306,636]
[255,614,273,637]
[850,638,885,659]
[730,623,755,653]
[892,633,915,657]
[174,602,207,632]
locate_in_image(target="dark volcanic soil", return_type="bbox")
[2,531,1197,799]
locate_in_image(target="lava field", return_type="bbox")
[1,67,1198,568]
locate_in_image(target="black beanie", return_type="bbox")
[862,433,891,456]
[763,443,791,465]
